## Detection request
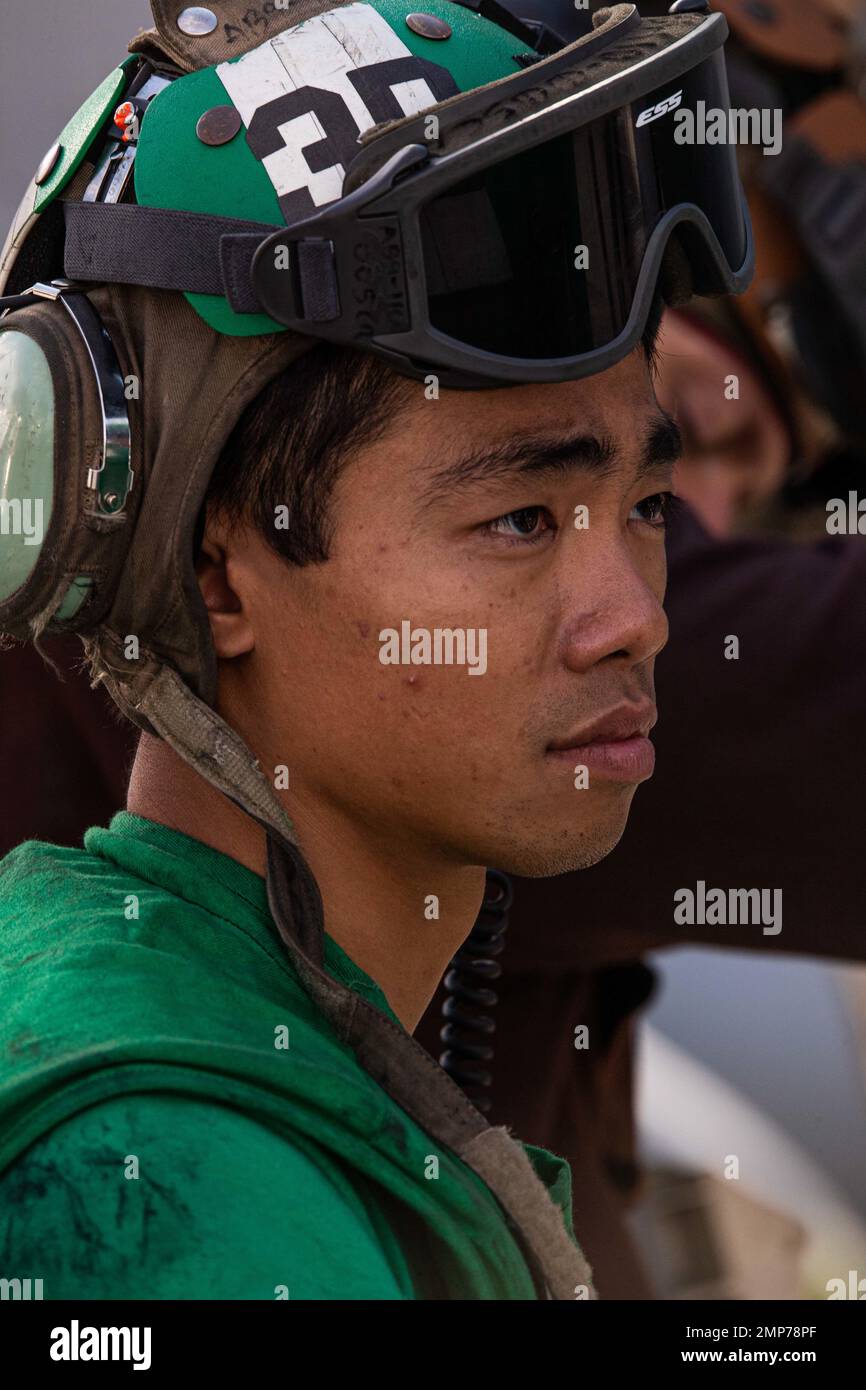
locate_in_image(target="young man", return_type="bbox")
[0,0,751,1298]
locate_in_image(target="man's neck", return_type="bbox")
[126,732,486,1032]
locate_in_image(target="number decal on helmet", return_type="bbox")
[217,2,458,223]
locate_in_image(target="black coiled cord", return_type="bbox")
[438,868,513,1113]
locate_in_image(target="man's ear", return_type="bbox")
[195,507,256,659]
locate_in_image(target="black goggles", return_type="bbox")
[60,6,754,389]
[247,7,754,387]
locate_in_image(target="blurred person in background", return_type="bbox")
[655,0,866,537]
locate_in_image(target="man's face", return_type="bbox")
[231,347,674,878]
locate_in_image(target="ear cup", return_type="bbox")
[0,327,55,607]
[0,294,134,639]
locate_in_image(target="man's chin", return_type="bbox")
[497,820,629,880]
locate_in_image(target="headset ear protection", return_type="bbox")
[0,280,134,640]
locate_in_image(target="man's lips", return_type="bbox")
[546,704,658,782]
[548,703,657,749]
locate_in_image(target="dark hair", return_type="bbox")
[203,342,414,566]
[204,295,666,565]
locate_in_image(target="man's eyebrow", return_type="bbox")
[418,412,682,510]
[418,430,617,509]
[643,410,683,478]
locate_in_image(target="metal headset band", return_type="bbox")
[57,3,755,388]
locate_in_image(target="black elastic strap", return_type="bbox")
[63,201,275,313]
[64,201,347,322]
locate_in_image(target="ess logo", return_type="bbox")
[636,90,683,127]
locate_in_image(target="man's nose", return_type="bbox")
[556,543,669,675]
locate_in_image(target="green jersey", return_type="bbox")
[0,812,576,1299]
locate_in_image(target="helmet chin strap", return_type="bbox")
[86,642,596,1299]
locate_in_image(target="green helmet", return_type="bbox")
[0,0,539,336]
[0,0,544,633]
[139,0,541,337]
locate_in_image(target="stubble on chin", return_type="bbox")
[496,818,631,880]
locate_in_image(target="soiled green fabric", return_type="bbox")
[0,813,575,1299]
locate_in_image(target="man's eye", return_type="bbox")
[631,491,676,527]
[483,506,554,546]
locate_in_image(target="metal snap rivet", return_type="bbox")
[196,105,243,146]
[177,6,219,36]
[406,13,452,39]
[35,142,62,185]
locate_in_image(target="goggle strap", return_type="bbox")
[62,196,500,323]
[63,201,276,314]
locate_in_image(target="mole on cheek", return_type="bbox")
[356,620,370,639]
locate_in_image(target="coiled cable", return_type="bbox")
[438,868,513,1112]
